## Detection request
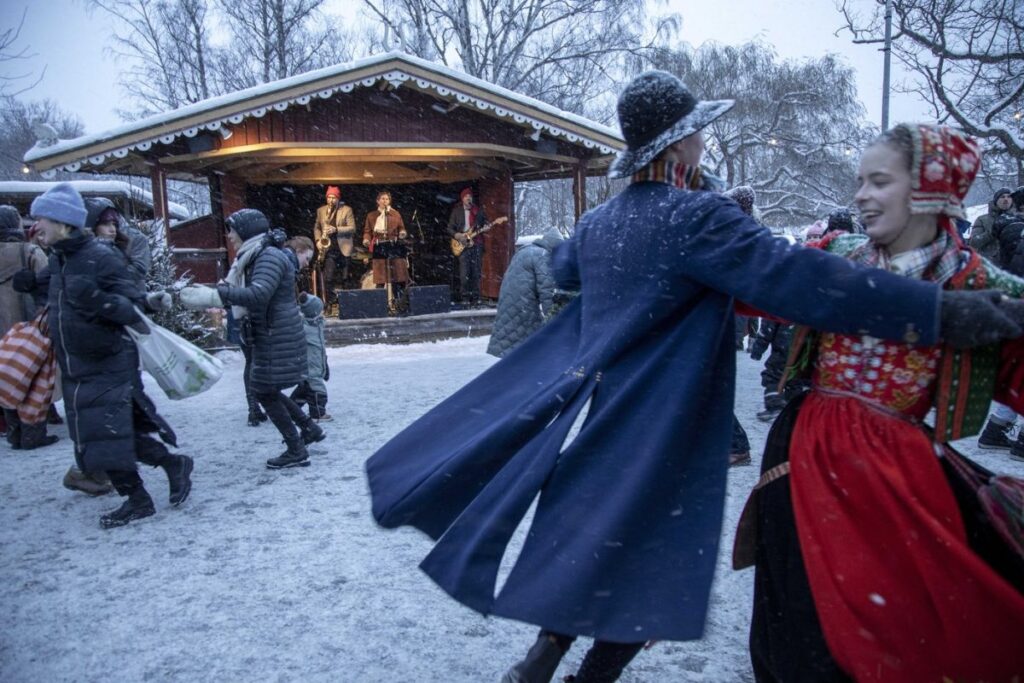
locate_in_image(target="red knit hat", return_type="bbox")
[460,187,473,201]
[326,186,341,199]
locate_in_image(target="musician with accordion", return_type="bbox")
[312,186,356,307]
[447,187,488,306]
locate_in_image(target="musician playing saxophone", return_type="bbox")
[362,190,410,297]
[447,187,488,306]
[313,185,356,305]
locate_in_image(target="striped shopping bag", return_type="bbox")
[0,308,54,420]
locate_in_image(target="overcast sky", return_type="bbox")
[3,0,927,136]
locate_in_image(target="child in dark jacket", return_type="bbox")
[290,293,330,421]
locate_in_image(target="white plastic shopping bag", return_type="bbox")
[126,308,224,400]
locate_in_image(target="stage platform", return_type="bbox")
[322,307,496,346]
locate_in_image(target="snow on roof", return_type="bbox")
[0,180,190,219]
[25,51,624,176]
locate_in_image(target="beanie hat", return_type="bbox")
[460,187,473,201]
[225,208,270,241]
[826,208,855,234]
[724,185,755,216]
[1013,186,1024,208]
[994,187,1013,204]
[299,292,324,319]
[0,205,23,239]
[84,197,118,229]
[30,182,87,229]
[325,186,341,199]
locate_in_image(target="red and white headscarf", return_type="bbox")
[904,123,980,219]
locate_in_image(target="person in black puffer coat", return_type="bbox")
[14,183,193,528]
[179,209,324,469]
[487,231,562,358]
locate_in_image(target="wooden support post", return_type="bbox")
[149,163,170,231]
[572,161,587,222]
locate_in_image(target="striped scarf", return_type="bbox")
[631,160,703,191]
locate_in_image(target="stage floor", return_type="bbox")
[322,307,495,346]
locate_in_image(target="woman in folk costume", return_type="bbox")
[366,72,1024,683]
[745,124,1024,682]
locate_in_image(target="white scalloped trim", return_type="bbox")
[61,68,616,167]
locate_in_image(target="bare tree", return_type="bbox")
[86,0,217,118]
[214,0,360,91]
[0,8,45,99]
[838,0,1024,183]
[361,0,674,116]
[644,42,871,226]
[0,96,83,179]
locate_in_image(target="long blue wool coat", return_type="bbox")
[366,182,940,642]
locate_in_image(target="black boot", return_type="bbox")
[266,436,310,469]
[978,418,1014,450]
[300,419,326,445]
[100,487,156,529]
[500,634,570,683]
[247,393,268,426]
[161,454,194,506]
[3,409,21,449]
[19,421,59,450]
[47,405,64,425]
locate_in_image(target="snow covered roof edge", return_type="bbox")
[0,180,190,219]
[25,51,624,176]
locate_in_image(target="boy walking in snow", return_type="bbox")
[291,292,330,421]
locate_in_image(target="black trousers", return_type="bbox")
[456,243,482,302]
[255,389,308,441]
[542,631,644,683]
[106,405,174,496]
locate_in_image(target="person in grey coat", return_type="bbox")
[84,197,151,290]
[290,292,330,421]
[487,231,562,358]
[179,209,325,469]
[969,187,1015,263]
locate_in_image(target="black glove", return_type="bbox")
[127,318,151,335]
[750,348,764,362]
[324,363,330,382]
[12,269,37,293]
[940,289,1024,348]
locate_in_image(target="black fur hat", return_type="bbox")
[608,71,734,179]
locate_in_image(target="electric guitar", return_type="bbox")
[451,216,508,257]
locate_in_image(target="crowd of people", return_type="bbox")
[3,67,1024,682]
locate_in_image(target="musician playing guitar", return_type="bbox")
[447,187,489,306]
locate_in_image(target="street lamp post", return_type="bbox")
[881,0,893,130]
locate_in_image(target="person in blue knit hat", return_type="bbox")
[16,182,192,528]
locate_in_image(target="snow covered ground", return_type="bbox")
[2,336,1022,682]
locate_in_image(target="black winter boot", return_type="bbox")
[247,393,268,426]
[978,418,1014,450]
[100,488,156,529]
[19,421,59,450]
[161,454,194,506]
[266,436,310,469]
[300,419,326,445]
[3,409,21,449]
[500,634,570,683]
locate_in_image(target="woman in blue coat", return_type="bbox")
[365,73,1024,683]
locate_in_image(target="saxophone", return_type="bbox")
[317,224,334,252]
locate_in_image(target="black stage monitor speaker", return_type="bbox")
[337,288,388,319]
[408,285,451,316]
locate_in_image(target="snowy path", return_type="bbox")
[2,337,1021,682]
